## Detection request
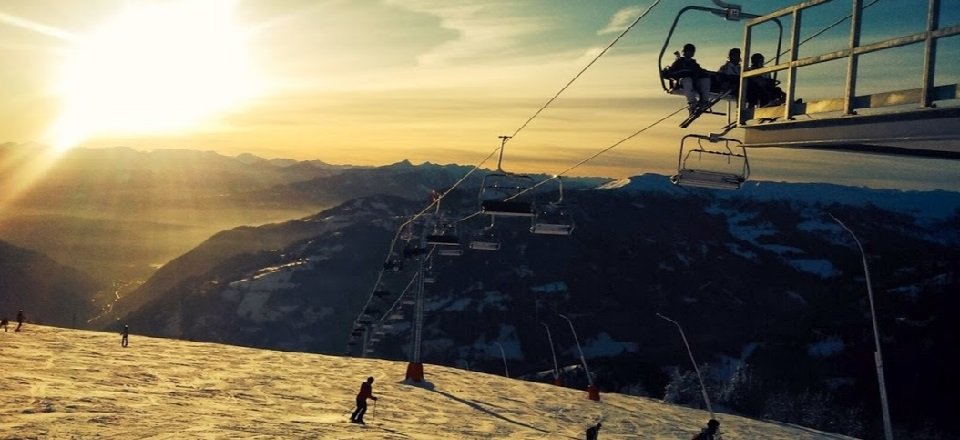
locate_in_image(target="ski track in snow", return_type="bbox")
[1,326,858,439]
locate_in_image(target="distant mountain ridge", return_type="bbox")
[0,240,101,326]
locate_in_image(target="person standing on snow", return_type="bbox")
[350,376,378,424]
[15,310,25,332]
[121,325,129,347]
[692,419,721,440]
[1,317,8,332]
[586,422,602,440]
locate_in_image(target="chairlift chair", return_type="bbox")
[426,219,461,247]
[437,246,464,257]
[657,2,783,126]
[373,289,391,298]
[403,245,428,258]
[479,135,537,217]
[382,259,403,272]
[468,217,500,251]
[479,172,536,217]
[423,274,436,284]
[670,134,750,190]
[530,177,574,236]
[388,312,405,320]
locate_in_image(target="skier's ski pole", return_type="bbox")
[372,399,377,421]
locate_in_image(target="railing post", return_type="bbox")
[843,0,862,115]
[784,8,802,120]
[921,0,940,108]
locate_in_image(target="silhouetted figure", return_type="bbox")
[350,376,377,424]
[746,53,785,108]
[716,48,741,94]
[586,422,602,440]
[1,318,8,332]
[662,43,711,115]
[121,325,129,347]
[691,419,720,440]
[15,310,24,332]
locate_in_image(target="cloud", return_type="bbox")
[597,6,642,36]
[383,0,554,67]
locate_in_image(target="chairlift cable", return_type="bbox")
[506,104,689,201]
[377,0,664,260]
[357,0,666,339]
[506,0,664,143]
[769,0,882,63]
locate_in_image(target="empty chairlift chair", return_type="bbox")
[670,134,750,190]
[479,135,536,217]
[469,217,500,251]
[531,177,574,236]
[479,172,536,217]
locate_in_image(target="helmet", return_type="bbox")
[708,419,720,428]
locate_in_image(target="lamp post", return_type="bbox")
[494,342,509,378]
[558,313,599,401]
[830,213,894,440]
[541,322,561,385]
[657,312,713,417]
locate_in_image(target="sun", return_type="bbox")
[48,0,260,150]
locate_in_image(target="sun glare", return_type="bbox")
[48,1,259,150]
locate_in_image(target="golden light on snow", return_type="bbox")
[0,325,855,439]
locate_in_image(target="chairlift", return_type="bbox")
[423,274,436,284]
[382,259,403,272]
[531,177,574,236]
[670,134,750,190]
[400,299,415,306]
[437,247,464,257]
[425,198,462,245]
[403,244,428,258]
[479,136,536,217]
[388,312,405,320]
[399,222,416,242]
[468,217,500,251]
[657,1,783,126]
[373,289,391,298]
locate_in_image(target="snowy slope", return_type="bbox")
[0,326,856,439]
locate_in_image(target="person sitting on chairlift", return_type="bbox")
[662,43,712,116]
[746,53,785,108]
[716,47,741,95]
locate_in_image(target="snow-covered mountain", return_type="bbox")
[105,177,959,438]
[0,325,856,439]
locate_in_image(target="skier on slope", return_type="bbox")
[691,419,721,440]
[15,310,25,332]
[350,376,378,424]
[585,422,602,440]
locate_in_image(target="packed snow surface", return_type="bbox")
[1,326,857,439]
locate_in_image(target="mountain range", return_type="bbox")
[1,146,957,438]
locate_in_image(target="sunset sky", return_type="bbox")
[1,0,958,190]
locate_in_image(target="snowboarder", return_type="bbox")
[121,325,129,347]
[350,376,378,424]
[586,422,602,440]
[691,419,720,440]
[1,317,8,332]
[15,310,24,332]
